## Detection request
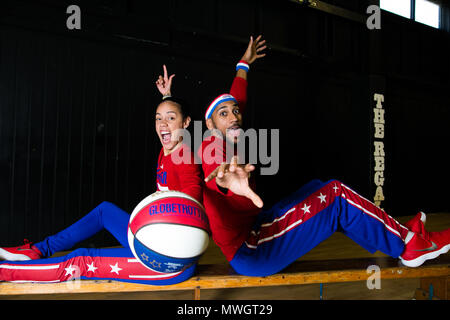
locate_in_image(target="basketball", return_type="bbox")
[127,191,210,273]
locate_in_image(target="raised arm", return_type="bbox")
[155,64,175,98]
[235,35,267,81]
[230,35,266,114]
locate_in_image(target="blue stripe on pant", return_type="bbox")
[230,179,406,277]
[11,201,195,285]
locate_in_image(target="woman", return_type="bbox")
[0,74,203,285]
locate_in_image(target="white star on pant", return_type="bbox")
[301,203,311,214]
[64,264,77,277]
[87,262,98,273]
[317,193,327,203]
[333,184,339,193]
[110,262,122,275]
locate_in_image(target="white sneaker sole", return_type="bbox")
[399,243,450,268]
[0,248,32,261]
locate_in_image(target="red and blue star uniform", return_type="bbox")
[0,145,203,285]
[199,76,410,275]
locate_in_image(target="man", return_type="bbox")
[198,36,450,276]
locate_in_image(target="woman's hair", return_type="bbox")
[158,96,191,120]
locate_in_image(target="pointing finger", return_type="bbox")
[163,65,168,80]
[256,45,267,52]
[217,162,229,179]
[247,189,264,208]
[244,164,256,173]
[168,74,175,84]
[205,166,220,183]
[229,156,239,172]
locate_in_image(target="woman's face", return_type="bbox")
[155,101,190,154]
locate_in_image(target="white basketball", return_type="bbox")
[127,191,210,273]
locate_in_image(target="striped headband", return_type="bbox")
[204,94,237,120]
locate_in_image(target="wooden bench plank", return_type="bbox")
[415,276,449,300]
[1,256,449,295]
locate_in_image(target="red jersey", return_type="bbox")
[156,144,203,204]
[198,75,261,261]
[198,136,261,261]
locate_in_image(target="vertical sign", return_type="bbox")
[373,93,385,207]
[369,75,386,209]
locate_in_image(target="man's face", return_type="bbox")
[206,100,243,143]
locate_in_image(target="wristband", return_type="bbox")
[236,60,250,72]
[162,94,172,100]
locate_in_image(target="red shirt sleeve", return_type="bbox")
[229,76,248,115]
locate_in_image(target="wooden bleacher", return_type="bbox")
[0,256,449,300]
[1,213,449,300]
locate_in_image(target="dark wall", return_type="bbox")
[378,10,450,216]
[0,0,449,247]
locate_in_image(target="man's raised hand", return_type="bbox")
[241,35,267,65]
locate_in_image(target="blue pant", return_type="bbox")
[34,201,130,257]
[0,202,196,285]
[230,179,408,276]
[1,180,408,283]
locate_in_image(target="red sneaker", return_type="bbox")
[403,212,426,235]
[400,229,450,267]
[0,239,42,261]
